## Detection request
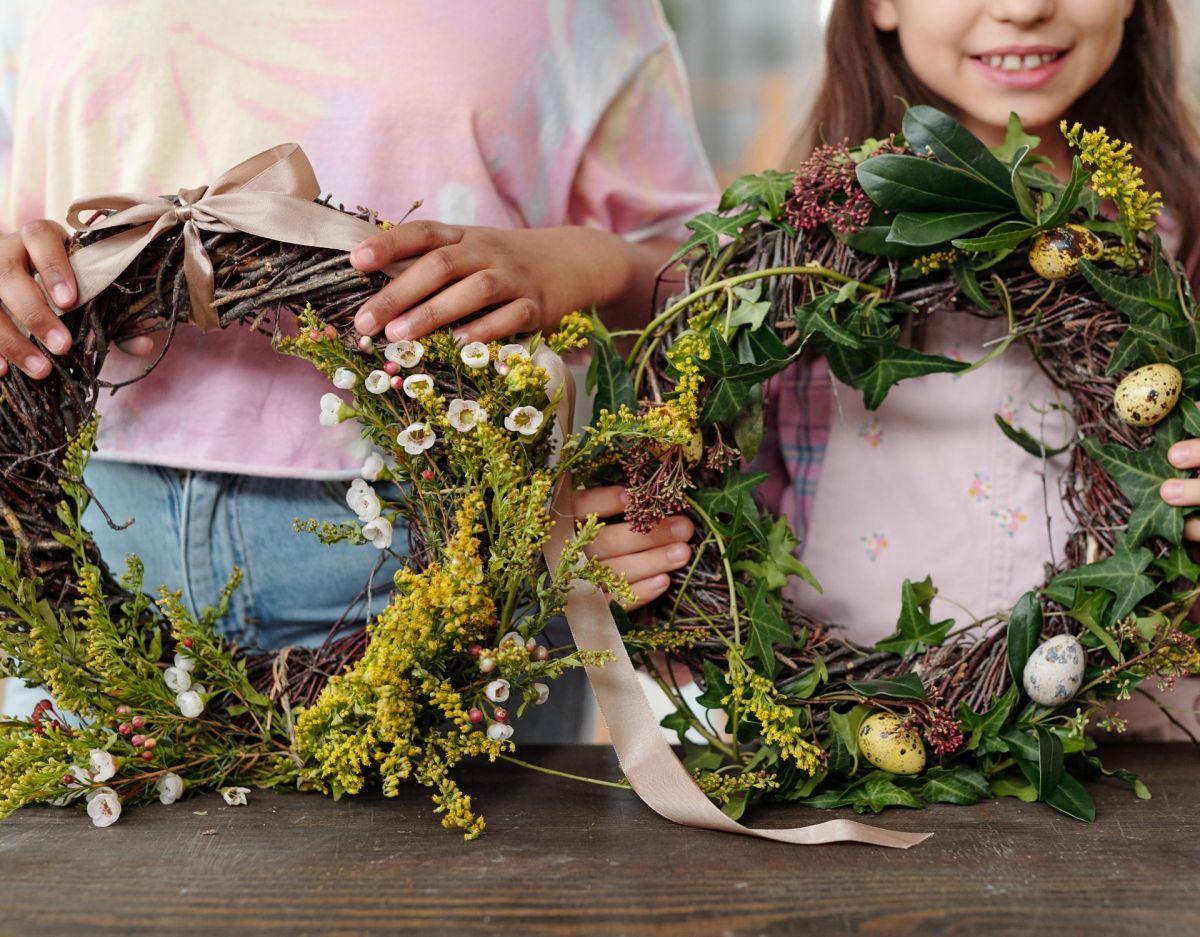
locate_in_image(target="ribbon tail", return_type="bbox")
[182,222,219,332]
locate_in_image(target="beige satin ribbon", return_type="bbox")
[534,347,930,848]
[63,143,391,331]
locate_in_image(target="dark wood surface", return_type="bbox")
[0,743,1196,936]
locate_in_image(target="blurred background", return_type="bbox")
[664,0,1200,186]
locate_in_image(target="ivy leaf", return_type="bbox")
[920,765,993,805]
[821,673,927,702]
[1006,591,1041,690]
[1155,546,1200,585]
[718,169,796,220]
[1079,256,1181,323]
[672,207,760,261]
[692,469,768,547]
[785,654,830,701]
[823,335,969,410]
[991,112,1042,164]
[585,327,635,424]
[725,283,772,331]
[793,294,862,349]
[1045,532,1155,625]
[695,659,731,710]
[739,580,792,678]
[697,330,796,424]
[874,576,955,658]
[732,514,822,594]
[1080,415,1187,547]
[659,709,693,743]
[845,773,923,814]
[828,704,871,773]
[957,684,1018,753]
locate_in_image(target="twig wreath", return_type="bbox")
[1,108,1198,835]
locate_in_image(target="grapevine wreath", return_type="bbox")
[1,108,1198,836]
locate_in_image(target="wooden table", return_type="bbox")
[0,744,1196,936]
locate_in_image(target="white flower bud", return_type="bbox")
[384,339,424,368]
[532,682,550,705]
[174,652,196,672]
[487,723,514,742]
[364,370,391,394]
[347,484,382,522]
[156,772,184,805]
[163,666,192,694]
[88,749,117,783]
[402,373,435,398]
[447,398,485,432]
[319,392,355,426]
[86,787,122,828]
[176,689,204,719]
[332,368,358,390]
[460,341,490,369]
[361,452,386,481]
[485,679,511,703]
[361,516,394,550]
[494,343,528,375]
[478,656,496,674]
[505,406,544,436]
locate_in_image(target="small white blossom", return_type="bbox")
[176,688,205,719]
[156,772,184,805]
[361,452,386,481]
[88,749,117,783]
[384,339,424,368]
[174,652,196,673]
[361,516,394,550]
[447,398,486,433]
[319,392,354,426]
[347,483,382,522]
[402,373,435,398]
[221,787,251,806]
[505,406,544,436]
[532,682,550,705]
[460,341,490,369]
[163,666,192,694]
[332,368,358,390]
[364,370,391,394]
[397,422,437,455]
[485,679,511,703]
[86,787,122,828]
[487,723,514,742]
[494,343,528,375]
[499,631,523,649]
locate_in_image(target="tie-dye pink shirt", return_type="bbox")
[0,0,717,477]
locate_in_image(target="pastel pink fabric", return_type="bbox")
[0,0,718,478]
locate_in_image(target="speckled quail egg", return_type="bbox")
[858,712,926,775]
[1028,224,1104,280]
[1022,633,1085,706]
[1113,363,1182,427]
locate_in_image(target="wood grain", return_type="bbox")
[0,744,1196,936]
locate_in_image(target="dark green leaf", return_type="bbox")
[732,393,764,463]
[695,659,731,710]
[659,709,693,743]
[697,330,796,424]
[1046,532,1155,624]
[825,672,927,702]
[994,413,1070,458]
[1002,726,1064,800]
[739,580,792,678]
[1007,591,1042,689]
[732,514,822,594]
[823,337,969,411]
[887,210,1010,247]
[672,207,760,261]
[990,773,1038,802]
[1079,256,1180,323]
[874,576,955,657]
[1040,157,1089,229]
[585,328,635,424]
[829,704,871,773]
[920,765,993,805]
[793,294,862,349]
[846,773,924,813]
[1081,754,1152,800]
[1044,772,1096,822]
[952,221,1038,253]
[902,105,1015,199]
[1155,546,1200,584]
[952,259,996,313]
[856,153,1016,213]
[718,169,796,219]
[991,112,1042,164]
[957,684,1018,753]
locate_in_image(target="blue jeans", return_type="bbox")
[2,462,591,742]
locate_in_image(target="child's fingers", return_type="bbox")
[611,573,672,611]
[350,220,464,272]
[382,268,511,343]
[587,515,694,561]
[452,297,544,345]
[1185,517,1200,542]
[1168,439,1200,470]
[354,242,482,336]
[21,219,77,312]
[572,485,629,518]
[598,542,693,585]
[1160,477,1200,506]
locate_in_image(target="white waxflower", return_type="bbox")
[176,689,205,719]
[485,679,511,703]
[174,652,196,673]
[156,772,184,805]
[384,339,424,368]
[397,422,437,455]
[447,398,486,433]
[498,631,523,649]
[364,370,391,394]
[88,749,117,783]
[221,787,251,806]
[532,682,550,706]
[402,373,435,398]
[460,341,490,369]
[347,483,382,522]
[505,406,544,436]
[332,368,358,390]
[487,723,514,742]
[361,517,394,551]
[319,392,354,426]
[361,452,386,481]
[494,343,528,375]
[86,787,122,828]
[163,666,192,694]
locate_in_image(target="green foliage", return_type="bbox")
[874,577,955,658]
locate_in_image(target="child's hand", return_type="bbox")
[1162,438,1200,541]
[350,222,670,344]
[0,221,78,378]
[574,485,694,610]
[0,221,157,379]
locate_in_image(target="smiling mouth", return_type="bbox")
[974,51,1066,72]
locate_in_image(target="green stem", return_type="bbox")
[499,754,630,789]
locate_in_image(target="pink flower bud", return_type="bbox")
[389,375,405,391]
[534,646,549,662]
[493,707,509,722]
[469,644,483,658]
[324,324,338,340]
[131,734,145,747]
[525,637,537,652]
[141,750,153,762]
[131,716,145,729]
[421,469,435,481]
[115,704,131,716]
[182,638,194,650]
[118,723,130,736]
[61,774,74,785]
[468,708,484,724]
[308,329,322,342]
[357,335,375,353]
[143,738,156,751]
[383,361,399,375]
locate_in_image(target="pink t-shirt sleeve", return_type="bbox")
[568,43,718,242]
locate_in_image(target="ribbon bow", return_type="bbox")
[65,144,387,331]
